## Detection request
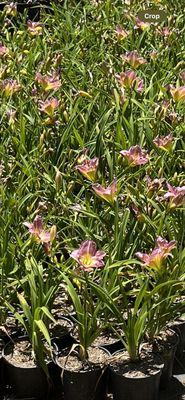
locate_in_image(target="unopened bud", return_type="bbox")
[55,169,62,191]
[67,181,75,194]
[77,90,92,99]
[50,225,57,243]
[173,172,178,181]
[158,167,163,178]
[63,110,69,122]
[39,133,45,146]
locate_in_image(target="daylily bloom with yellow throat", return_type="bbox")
[27,21,43,36]
[75,157,99,182]
[0,79,21,97]
[23,215,56,254]
[120,145,149,166]
[153,134,173,151]
[71,240,106,271]
[134,17,150,31]
[35,71,61,91]
[136,237,176,270]
[116,71,144,93]
[39,97,59,118]
[156,27,173,37]
[122,51,147,69]
[164,183,185,208]
[92,179,117,204]
[4,2,17,16]
[170,86,185,102]
[115,26,129,40]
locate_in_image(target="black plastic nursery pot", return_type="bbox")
[94,329,125,356]
[2,337,54,399]
[62,365,108,400]
[0,313,25,345]
[50,316,76,353]
[50,316,77,387]
[100,339,124,355]
[0,339,4,392]
[159,331,179,389]
[109,351,164,400]
[56,346,109,400]
[110,369,162,400]
[171,318,185,363]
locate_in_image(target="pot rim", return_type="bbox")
[2,335,55,370]
[51,315,74,327]
[157,328,179,348]
[55,343,110,373]
[108,348,164,379]
[109,364,162,380]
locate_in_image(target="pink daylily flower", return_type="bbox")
[136,78,144,93]
[150,51,158,60]
[39,98,59,118]
[4,2,17,16]
[120,145,149,166]
[170,86,185,102]
[35,72,61,91]
[116,71,144,93]
[157,27,172,37]
[136,237,176,269]
[115,26,129,40]
[7,108,16,126]
[122,51,147,69]
[154,100,170,119]
[75,157,99,182]
[0,79,21,97]
[92,179,117,204]
[27,21,43,36]
[164,183,185,208]
[134,17,150,31]
[0,43,9,57]
[153,134,173,151]
[71,240,106,271]
[23,215,56,254]
[116,70,136,88]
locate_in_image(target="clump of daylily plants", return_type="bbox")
[0,0,184,399]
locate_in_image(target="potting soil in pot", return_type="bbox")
[3,339,53,399]
[57,345,109,371]
[109,350,163,400]
[93,328,125,354]
[57,346,109,400]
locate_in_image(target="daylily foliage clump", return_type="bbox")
[0,0,184,367]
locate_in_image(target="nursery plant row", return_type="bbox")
[0,0,184,399]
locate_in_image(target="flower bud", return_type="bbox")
[55,169,62,191]
[50,225,57,243]
[67,181,75,194]
[39,133,45,146]
[158,168,163,178]
[173,172,178,181]
[63,110,69,121]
